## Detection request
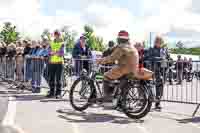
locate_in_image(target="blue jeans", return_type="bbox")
[31,60,44,88]
[5,58,15,79]
[25,59,32,82]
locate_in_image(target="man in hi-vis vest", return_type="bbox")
[47,30,64,98]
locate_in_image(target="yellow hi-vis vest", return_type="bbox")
[50,41,64,64]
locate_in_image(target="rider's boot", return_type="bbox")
[102,80,113,102]
[155,101,162,110]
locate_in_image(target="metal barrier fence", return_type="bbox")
[143,60,200,104]
[65,58,200,116]
[0,57,16,82]
[0,56,70,94]
[1,57,200,103]
[0,57,200,115]
[64,58,200,104]
[23,56,73,93]
[24,56,49,90]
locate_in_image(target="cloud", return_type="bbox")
[0,0,84,40]
[17,15,84,40]
[165,27,200,39]
[1,0,200,46]
[188,0,200,13]
[0,0,14,7]
[163,26,200,48]
[139,0,200,46]
[0,0,42,39]
[82,3,137,41]
[182,41,200,48]
[0,0,40,18]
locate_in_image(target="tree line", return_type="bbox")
[0,22,105,52]
[0,22,200,55]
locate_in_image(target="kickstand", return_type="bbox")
[62,89,69,98]
[192,104,200,117]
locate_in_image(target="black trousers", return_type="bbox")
[151,62,164,103]
[48,64,63,96]
[75,60,91,75]
[155,70,163,100]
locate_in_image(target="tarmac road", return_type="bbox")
[0,79,200,133]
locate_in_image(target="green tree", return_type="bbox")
[41,28,51,41]
[161,43,168,48]
[0,22,20,45]
[84,25,94,34]
[83,25,105,51]
[168,41,200,55]
[176,41,184,49]
[95,37,105,51]
[83,25,95,49]
[61,26,77,53]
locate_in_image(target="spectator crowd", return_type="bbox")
[0,39,49,93]
[0,30,196,102]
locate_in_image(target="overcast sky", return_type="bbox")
[0,0,200,47]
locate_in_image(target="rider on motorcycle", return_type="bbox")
[97,30,139,101]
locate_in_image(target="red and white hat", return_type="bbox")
[118,30,129,40]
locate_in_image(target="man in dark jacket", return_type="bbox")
[175,55,183,84]
[72,35,92,75]
[101,41,115,73]
[0,42,7,76]
[103,41,115,57]
[24,41,36,82]
[23,40,31,57]
[167,56,174,85]
[0,42,7,58]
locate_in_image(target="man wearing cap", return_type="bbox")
[47,30,64,98]
[72,35,92,75]
[97,30,139,102]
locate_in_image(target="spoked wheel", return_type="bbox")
[69,76,94,111]
[65,65,73,77]
[187,73,193,82]
[122,84,152,119]
[63,64,74,85]
[62,73,68,88]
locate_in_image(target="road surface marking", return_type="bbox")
[2,96,27,133]
[2,97,16,126]
[161,111,200,129]
[189,123,200,129]
[71,122,81,133]
[12,124,27,133]
[136,124,150,133]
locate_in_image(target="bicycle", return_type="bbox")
[69,64,153,119]
[61,58,74,97]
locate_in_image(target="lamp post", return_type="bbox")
[150,32,152,48]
